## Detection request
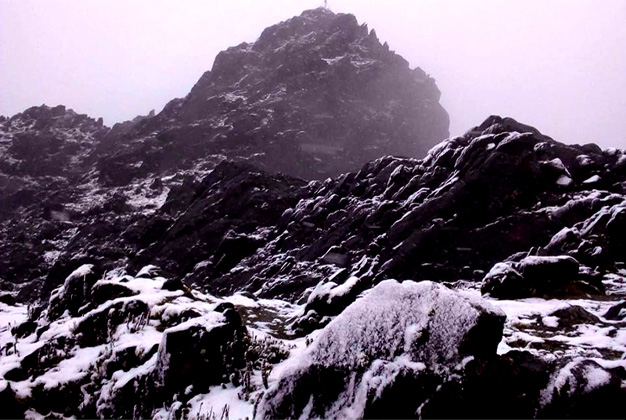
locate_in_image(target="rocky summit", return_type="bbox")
[97,7,449,183]
[1,7,625,420]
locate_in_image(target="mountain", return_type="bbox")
[97,7,449,184]
[0,7,448,302]
[1,7,625,420]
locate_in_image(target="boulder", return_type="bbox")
[547,305,601,329]
[154,311,247,396]
[258,280,506,419]
[481,255,598,299]
[0,292,16,305]
[74,299,149,347]
[90,281,137,306]
[481,262,528,299]
[603,300,626,321]
[47,264,100,320]
[539,359,626,419]
[518,255,580,283]
[419,350,551,419]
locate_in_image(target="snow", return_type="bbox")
[309,280,504,368]
[186,385,254,420]
[111,353,158,390]
[322,55,345,65]
[542,316,559,328]
[34,345,105,390]
[556,174,573,186]
[329,276,360,299]
[43,250,61,264]
[66,264,94,283]
[582,363,612,392]
[136,265,159,278]
[583,174,601,184]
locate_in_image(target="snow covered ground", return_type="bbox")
[1,263,624,419]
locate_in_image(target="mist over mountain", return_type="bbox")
[0,8,624,420]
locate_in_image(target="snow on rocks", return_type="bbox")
[481,255,604,299]
[539,358,624,419]
[257,280,506,419]
[0,267,253,419]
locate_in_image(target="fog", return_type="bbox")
[1,0,625,147]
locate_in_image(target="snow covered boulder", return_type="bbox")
[480,262,527,299]
[90,280,137,306]
[539,359,625,419]
[258,280,506,419]
[74,298,149,347]
[481,255,598,299]
[47,264,100,319]
[294,274,371,334]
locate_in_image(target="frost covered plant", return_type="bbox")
[244,334,291,368]
[197,403,230,420]
[1,334,18,356]
[234,333,292,397]
[126,310,149,333]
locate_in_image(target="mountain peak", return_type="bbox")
[112,9,449,182]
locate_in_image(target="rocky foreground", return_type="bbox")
[1,114,625,418]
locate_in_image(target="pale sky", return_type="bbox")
[1,0,625,148]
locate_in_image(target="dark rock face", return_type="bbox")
[129,161,308,289]
[154,313,247,396]
[0,105,105,180]
[98,8,449,183]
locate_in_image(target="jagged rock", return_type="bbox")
[214,116,625,303]
[131,161,307,291]
[258,280,505,419]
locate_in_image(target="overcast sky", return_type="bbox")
[1,0,625,148]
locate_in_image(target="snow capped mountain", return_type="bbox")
[1,8,625,420]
